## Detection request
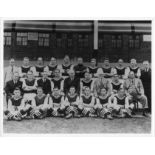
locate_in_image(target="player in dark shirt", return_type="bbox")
[19,57,31,78]
[60,55,73,77]
[95,88,113,119]
[80,87,96,117]
[73,57,87,79]
[31,57,45,77]
[48,87,65,117]
[32,87,48,119]
[44,57,59,78]
[110,74,122,94]
[87,58,99,78]
[102,59,115,78]
[126,59,141,78]
[4,88,24,121]
[115,59,126,79]
[112,88,134,118]
[51,69,64,93]
[80,72,94,95]
[64,86,82,119]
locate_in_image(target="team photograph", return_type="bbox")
[3,20,151,134]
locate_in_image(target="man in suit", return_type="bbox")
[63,70,80,95]
[123,71,148,116]
[4,58,19,85]
[140,61,151,113]
[37,71,52,95]
[93,69,112,97]
[4,72,23,105]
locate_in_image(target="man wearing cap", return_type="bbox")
[93,69,112,97]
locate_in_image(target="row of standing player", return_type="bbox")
[4,55,144,84]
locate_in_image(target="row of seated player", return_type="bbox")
[4,69,148,120]
[4,86,142,121]
[4,56,144,85]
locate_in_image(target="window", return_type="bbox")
[38,33,49,46]
[78,34,89,48]
[16,32,28,46]
[4,32,11,46]
[112,35,122,48]
[129,35,140,49]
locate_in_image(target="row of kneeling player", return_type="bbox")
[4,86,137,121]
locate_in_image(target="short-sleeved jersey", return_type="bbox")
[115,67,126,76]
[102,67,111,74]
[82,95,92,104]
[11,97,22,107]
[50,95,62,104]
[81,79,93,89]
[35,66,44,76]
[111,82,122,91]
[115,96,126,106]
[98,96,109,105]
[66,93,78,103]
[24,79,36,94]
[129,67,139,75]
[35,95,46,106]
[48,65,58,78]
[21,66,31,73]
[61,64,72,76]
[88,66,98,77]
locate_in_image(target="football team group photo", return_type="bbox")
[3,20,152,134]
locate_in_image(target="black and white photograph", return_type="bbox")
[3,20,151,134]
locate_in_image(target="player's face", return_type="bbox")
[64,56,70,63]
[129,72,135,79]
[55,70,60,77]
[118,89,125,97]
[91,61,96,67]
[104,60,109,66]
[50,58,56,65]
[53,89,59,96]
[143,62,149,69]
[42,72,48,78]
[13,72,19,81]
[118,59,123,66]
[100,89,107,96]
[69,87,75,94]
[37,59,43,65]
[131,61,136,67]
[23,59,29,66]
[77,58,83,64]
[27,72,33,79]
[37,88,43,96]
[69,71,75,78]
[10,59,15,66]
[14,90,21,98]
[85,88,91,96]
[113,75,119,82]
[85,73,90,80]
